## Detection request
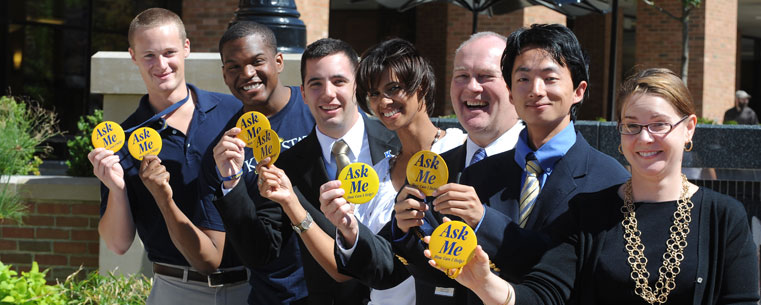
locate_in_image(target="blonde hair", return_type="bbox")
[617,68,695,120]
[128,8,186,48]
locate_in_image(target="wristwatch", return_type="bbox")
[292,212,313,234]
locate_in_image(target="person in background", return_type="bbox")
[433,68,759,305]
[723,90,759,125]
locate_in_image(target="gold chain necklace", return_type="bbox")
[620,174,694,304]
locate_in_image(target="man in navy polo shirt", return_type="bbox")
[198,21,315,305]
[87,8,251,304]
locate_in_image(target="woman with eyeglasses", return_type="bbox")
[426,68,759,305]
[319,38,467,305]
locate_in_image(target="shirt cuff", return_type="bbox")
[335,228,358,264]
[473,204,487,233]
[221,183,232,196]
[391,218,411,242]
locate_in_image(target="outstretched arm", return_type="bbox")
[257,160,352,282]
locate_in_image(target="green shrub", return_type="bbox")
[66,110,103,177]
[697,117,715,125]
[0,261,67,305]
[60,268,151,305]
[0,96,59,223]
[723,120,738,125]
[0,261,151,305]
[0,96,59,176]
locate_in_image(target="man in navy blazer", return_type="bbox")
[214,38,401,305]
[459,24,630,282]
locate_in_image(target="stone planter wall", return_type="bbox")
[0,176,100,281]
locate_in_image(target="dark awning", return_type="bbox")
[354,0,611,17]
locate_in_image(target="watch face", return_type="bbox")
[293,213,312,233]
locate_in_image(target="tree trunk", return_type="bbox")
[681,12,689,85]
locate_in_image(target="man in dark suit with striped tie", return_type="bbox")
[457,24,631,283]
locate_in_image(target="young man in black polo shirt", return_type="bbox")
[88,8,249,304]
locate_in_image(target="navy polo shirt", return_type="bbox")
[99,83,242,267]
[200,86,315,305]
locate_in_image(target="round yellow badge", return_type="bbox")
[405,150,449,196]
[91,121,125,152]
[127,127,162,160]
[252,128,281,165]
[428,221,477,270]
[338,162,380,204]
[236,111,271,148]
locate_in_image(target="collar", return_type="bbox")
[132,83,214,122]
[464,120,524,166]
[315,115,366,165]
[514,122,576,173]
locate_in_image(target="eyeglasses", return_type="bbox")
[618,116,689,135]
[367,84,405,102]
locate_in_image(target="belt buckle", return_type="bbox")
[207,271,224,288]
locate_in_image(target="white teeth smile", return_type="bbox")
[383,109,399,117]
[638,151,658,157]
[321,105,339,110]
[242,83,262,91]
[466,101,487,108]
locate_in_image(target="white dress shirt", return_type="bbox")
[315,117,372,179]
[463,120,524,167]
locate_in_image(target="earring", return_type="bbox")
[685,140,693,152]
[618,144,623,154]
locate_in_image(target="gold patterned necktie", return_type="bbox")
[519,154,542,228]
[331,139,351,179]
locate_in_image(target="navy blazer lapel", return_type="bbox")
[524,133,591,228]
[364,116,400,164]
[442,144,467,183]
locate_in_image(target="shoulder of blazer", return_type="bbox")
[441,144,466,182]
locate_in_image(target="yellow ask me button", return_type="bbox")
[429,220,477,270]
[338,162,379,204]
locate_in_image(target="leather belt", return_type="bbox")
[152,263,247,287]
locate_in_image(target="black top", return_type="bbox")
[514,185,760,305]
[594,188,700,304]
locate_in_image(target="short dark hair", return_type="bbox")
[300,38,359,83]
[128,8,186,48]
[502,24,589,121]
[356,38,436,116]
[218,21,277,60]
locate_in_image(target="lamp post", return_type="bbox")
[234,0,306,54]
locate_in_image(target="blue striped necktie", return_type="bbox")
[469,148,486,166]
[519,154,542,227]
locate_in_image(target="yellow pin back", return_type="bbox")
[428,221,477,270]
[236,111,271,148]
[91,121,125,152]
[338,162,380,204]
[406,150,449,196]
[252,128,281,165]
[127,127,162,160]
